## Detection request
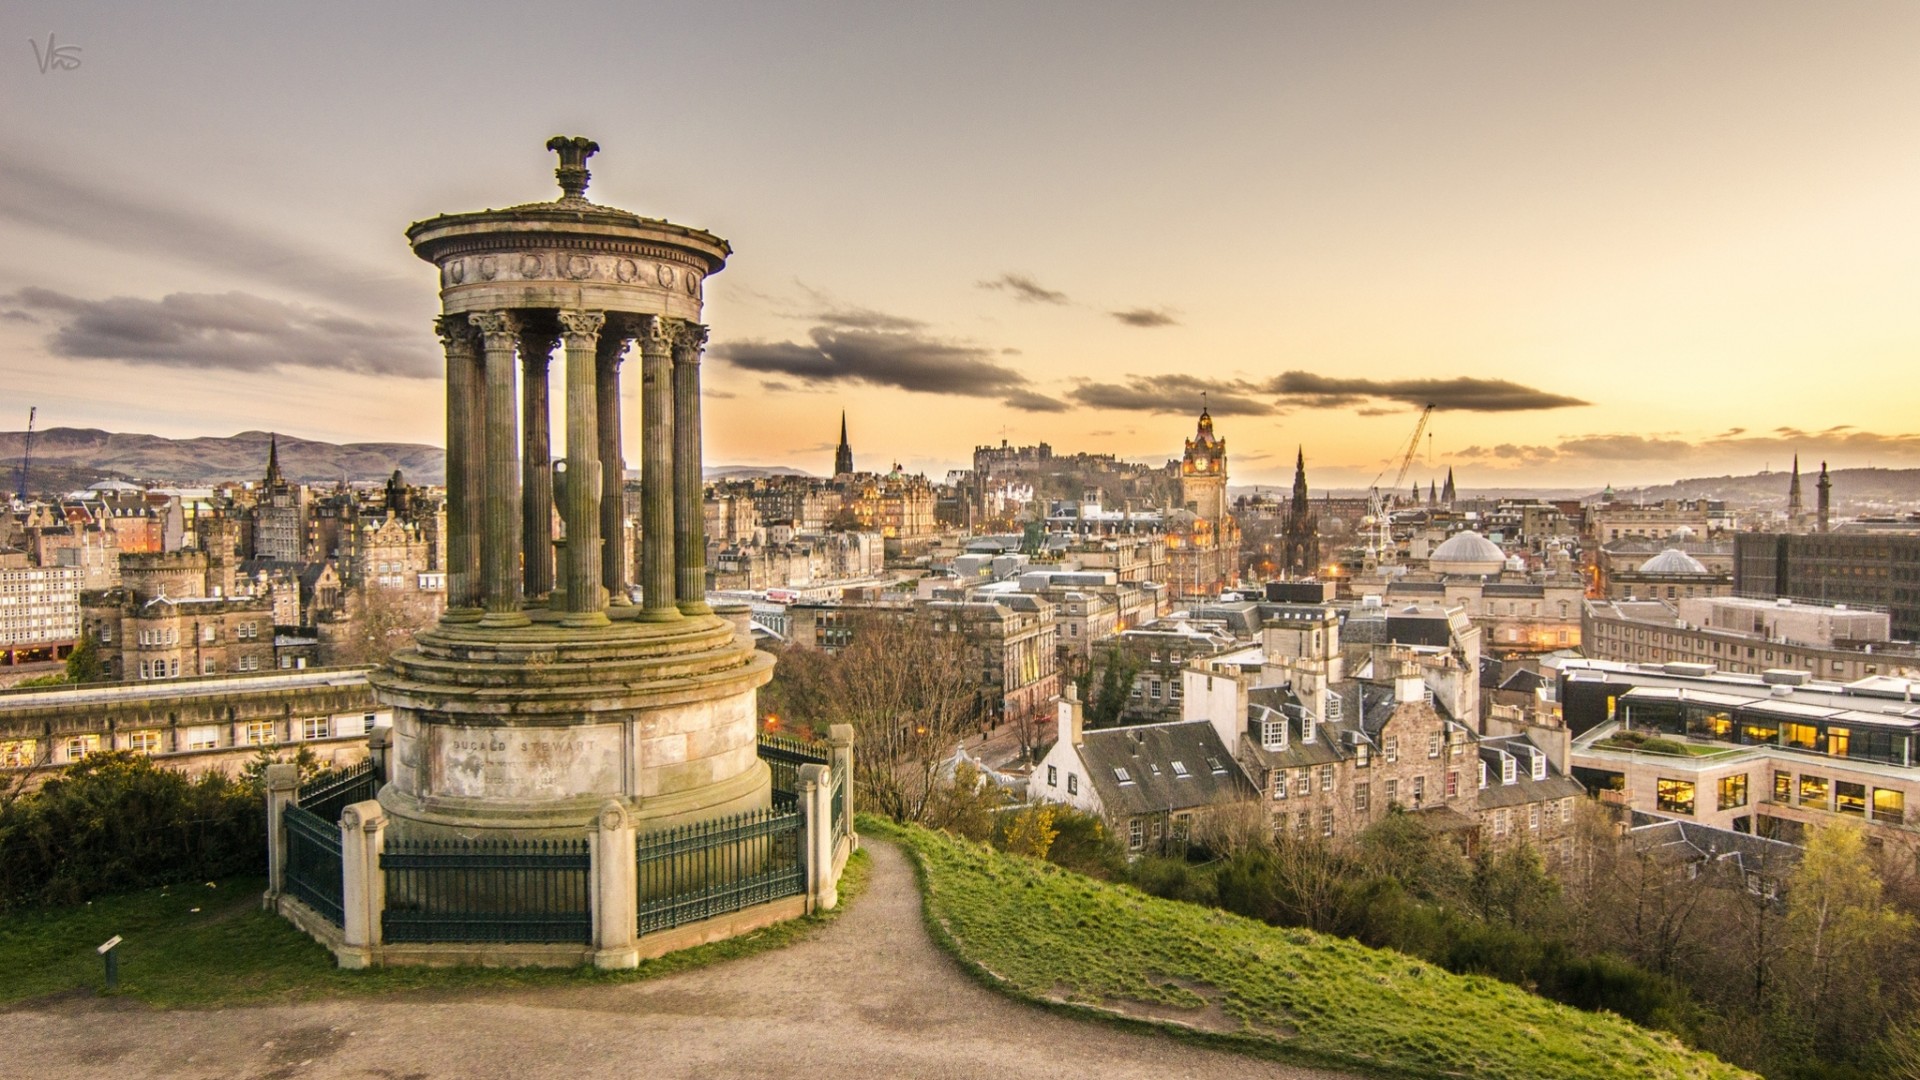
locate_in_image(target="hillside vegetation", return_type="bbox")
[877,819,1753,1080]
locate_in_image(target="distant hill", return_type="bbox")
[0,428,445,491]
[1612,467,1920,512]
[0,427,820,495]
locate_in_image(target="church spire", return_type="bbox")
[265,432,284,487]
[1787,453,1804,529]
[1441,467,1456,507]
[834,411,854,476]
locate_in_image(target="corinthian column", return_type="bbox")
[672,324,711,615]
[596,324,631,606]
[636,316,680,622]
[558,310,608,626]
[435,317,482,620]
[469,310,528,628]
[519,323,559,602]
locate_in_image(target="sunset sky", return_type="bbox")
[3,2,1917,491]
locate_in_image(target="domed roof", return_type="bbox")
[1640,548,1708,575]
[1429,530,1505,574]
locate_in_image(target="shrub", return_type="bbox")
[0,752,264,911]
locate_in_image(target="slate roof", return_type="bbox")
[1077,720,1255,817]
[1626,816,1803,879]
[1474,735,1586,809]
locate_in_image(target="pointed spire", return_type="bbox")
[834,410,854,476]
[265,432,284,487]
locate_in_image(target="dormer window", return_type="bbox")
[1261,715,1288,751]
[1530,750,1546,781]
[1302,714,1317,745]
[1479,760,1489,790]
[1501,753,1516,786]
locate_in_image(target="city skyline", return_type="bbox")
[3,2,1918,489]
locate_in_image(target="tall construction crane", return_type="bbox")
[1363,403,1435,565]
[14,406,34,502]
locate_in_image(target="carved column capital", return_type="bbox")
[434,316,477,358]
[558,310,606,346]
[468,310,520,349]
[672,323,709,365]
[638,314,681,356]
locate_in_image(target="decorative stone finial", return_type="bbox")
[546,135,600,200]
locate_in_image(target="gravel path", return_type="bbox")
[0,840,1360,1080]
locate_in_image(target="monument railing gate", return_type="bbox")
[282,802,345,927]
[635,807,806,935]
[380,837,593,944]
[758,732,830,812]
[298,761,380,823]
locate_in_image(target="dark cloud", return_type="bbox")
[0,158,413,319]
[977,273,1069,305]
[1003,389,1070,412]
[1001,347,1023,355]
[1555,434,1694,460]
[1268,371,1588,412]
[713,324,1043,413]
[1108,307,1180,328]
[806,306,927,333]
[1355,406,1399,418]
[2,287,434,378]
[1,309,36,323]
[1067,374,1274,416]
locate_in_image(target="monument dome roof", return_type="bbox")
[1429,530,1505,574]
[1640,549,1708,575]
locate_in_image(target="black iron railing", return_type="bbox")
[299,762,381,823]
[283,803,344,926]
[830,761,849,848]
[636,808,805,936]
[759,733,829,811]
[381,837,592,944]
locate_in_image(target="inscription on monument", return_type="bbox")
[431,722,623,801]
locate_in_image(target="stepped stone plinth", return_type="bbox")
[370,137,770,840]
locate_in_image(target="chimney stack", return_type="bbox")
[1060,682,1085,747]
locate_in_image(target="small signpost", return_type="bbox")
[97,935,122,990]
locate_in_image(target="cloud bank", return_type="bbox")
[2,287,435,378]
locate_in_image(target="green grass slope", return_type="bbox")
[874,819,1752,1080]
[0,853,868,1008]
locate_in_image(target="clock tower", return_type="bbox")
[1180,405,1228,524]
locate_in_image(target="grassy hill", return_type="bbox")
[876,819,1752,1080]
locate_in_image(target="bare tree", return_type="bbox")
[764,609,981,823]
[323,584,436,667]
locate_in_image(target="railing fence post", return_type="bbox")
[338,799,386,969]
[262,763,299,910]
[829,722,856,852]
[592,800,639,968]
[798,763,835,911]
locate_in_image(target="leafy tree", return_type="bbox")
[1469,842,1562,932]
[926,761,1007,842]
[65,631,105,683]
[998,803,1058,860]
[1784,821,1916,1056]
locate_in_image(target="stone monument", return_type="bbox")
[371,137,772,839]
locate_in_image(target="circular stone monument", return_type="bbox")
[370,138,772,839]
